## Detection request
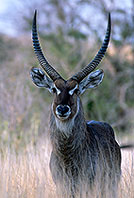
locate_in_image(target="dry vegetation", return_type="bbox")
[0,138,133,198]
[0,21,134,197]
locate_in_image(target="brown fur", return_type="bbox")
[30,69,121,197]
[53,79,78,121]
[50,95,121,197]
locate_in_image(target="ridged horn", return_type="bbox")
[32,10,62,81]
[70,13,111,83]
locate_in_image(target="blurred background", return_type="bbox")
[0,0,134,150]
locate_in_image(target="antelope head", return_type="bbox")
[30,11,111,121]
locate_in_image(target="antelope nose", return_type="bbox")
[56,105,71,117]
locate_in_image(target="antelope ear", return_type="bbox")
[30,67,54,92]
[79,69,104,94]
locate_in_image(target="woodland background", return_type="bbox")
[0,0,134,197]
[0,0,134,149]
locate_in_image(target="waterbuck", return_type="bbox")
[30,11,121,197]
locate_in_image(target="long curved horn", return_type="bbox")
[70,13,111,83]
[32,10,62,81]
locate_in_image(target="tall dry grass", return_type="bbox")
[0,136,133,198]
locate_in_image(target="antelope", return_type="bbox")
[30,11,121,197]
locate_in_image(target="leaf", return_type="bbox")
[68,29,87,40]
[116,9,126,14]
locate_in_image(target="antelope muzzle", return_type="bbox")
[56,105,71,120]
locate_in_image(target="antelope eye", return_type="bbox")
[74,89,80,94]
[52,88,57,93]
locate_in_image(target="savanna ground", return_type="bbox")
[0,0,134,197]
[0,137,134,198]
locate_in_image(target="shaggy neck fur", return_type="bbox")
[50,97,87,158]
